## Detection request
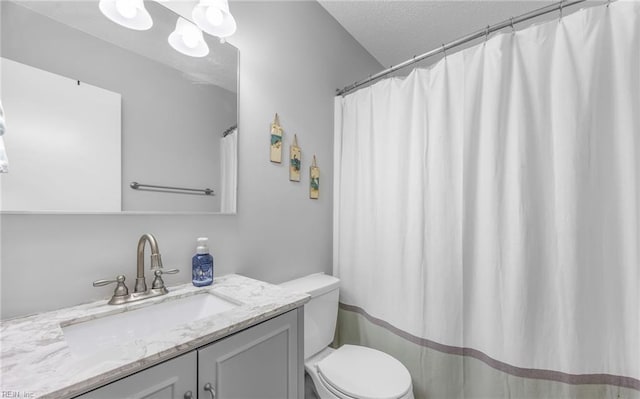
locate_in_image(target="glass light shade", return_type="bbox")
[205,7,224,26]
[98,0,153,31]
[168,17,209,58]
[192,0,237,38]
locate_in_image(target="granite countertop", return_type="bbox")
[0,274,310,398]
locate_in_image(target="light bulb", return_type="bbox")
[192,0,236,37]
[182,26,201,49]
[99,0,152,30]
[115,0,137,19]
[205,6,224,26]
[169,17,208,57]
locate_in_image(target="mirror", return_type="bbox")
[0,0,238,213]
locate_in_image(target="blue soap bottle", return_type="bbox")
[192,237,213,287]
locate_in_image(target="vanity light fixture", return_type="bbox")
[168,17,210,58]
[192,0,237,39]
[98,0,153,31]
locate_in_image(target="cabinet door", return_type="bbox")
[198,310,302,399]
[76,351,197,399]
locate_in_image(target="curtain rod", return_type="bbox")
[336,0,591,96]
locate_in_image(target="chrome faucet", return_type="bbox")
[93,234,179,305]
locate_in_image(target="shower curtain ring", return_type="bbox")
[606,0,611,7]
[485,25,490,42]
[559,0,564,20]
[442,44,447,58]
[510,17,515,34]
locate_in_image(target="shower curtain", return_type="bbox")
[333,3,639,398]
[220,128,237,213]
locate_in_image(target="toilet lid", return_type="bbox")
[316,345,412,399]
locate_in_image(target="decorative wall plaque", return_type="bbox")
[270,113,283,163]
[289,134,301,182]
[310,155,320,199]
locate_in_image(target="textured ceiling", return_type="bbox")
[317,0,600,71]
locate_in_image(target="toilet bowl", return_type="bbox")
[280,273,414,399]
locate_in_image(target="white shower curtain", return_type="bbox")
[334,2,639,396]
[0,100,8,173]
[220,129,237,213]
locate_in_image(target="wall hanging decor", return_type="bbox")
[289,134,301,182]
[270,113,283,163]
[309,155,319,199]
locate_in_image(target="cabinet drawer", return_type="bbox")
[76,351,197,399]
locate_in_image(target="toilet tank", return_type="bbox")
[279,273,340,360]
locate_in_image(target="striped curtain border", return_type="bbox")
[339,303,640,391]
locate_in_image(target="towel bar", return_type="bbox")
[130,182,214,196]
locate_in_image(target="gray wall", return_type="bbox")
[1,2,236,213]
[0,2,382,318]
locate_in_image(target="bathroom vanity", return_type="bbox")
[0,275,309,399]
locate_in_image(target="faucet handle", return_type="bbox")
[93,275,129,297]
[162,268,180,275]
[151,268,179,290]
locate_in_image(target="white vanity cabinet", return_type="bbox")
[76,309,303,399]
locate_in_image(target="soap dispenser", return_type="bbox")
[192,237,213,287]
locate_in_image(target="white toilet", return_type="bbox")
[280,273,415,399]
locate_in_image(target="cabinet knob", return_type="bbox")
[183,391,193,399]
[204,382,216,399]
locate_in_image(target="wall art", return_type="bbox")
[289,134,301,182]
[270,113,283,163]
[310,155,320,199]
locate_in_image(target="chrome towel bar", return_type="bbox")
[130,182,214,196]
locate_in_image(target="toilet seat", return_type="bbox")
[315,345,412,399]
[317,371,359,399]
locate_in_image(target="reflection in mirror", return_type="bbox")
[0,0,238,213]
[1,58,122,212]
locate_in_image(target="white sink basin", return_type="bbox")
[62,293,238,358]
